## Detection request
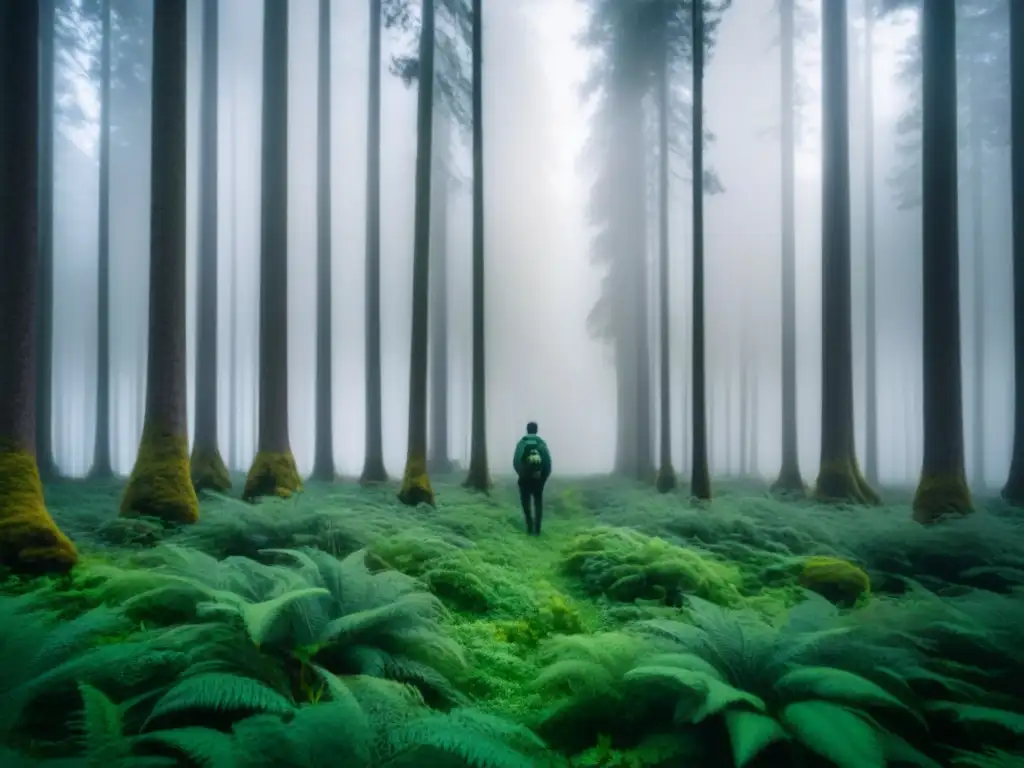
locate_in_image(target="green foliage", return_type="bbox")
[5,477,1024,767]
[561,526,743,606]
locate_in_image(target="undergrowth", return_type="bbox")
[0,475,1021,767]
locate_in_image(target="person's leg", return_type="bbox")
[532,482,545,534]
[518,479,534,533]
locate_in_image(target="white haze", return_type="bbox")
[50,0,1014,488]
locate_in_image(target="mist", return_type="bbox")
[50,0,1013,488]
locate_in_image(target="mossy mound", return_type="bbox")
[121,426,199,524]
[0,445,78,574]
[561,526,743,606]
[398,454,435,507]
[913,471,973,525]
[242,451,301,501]
[798,555,870,607]
[189,445,231,493]
[814,457,880,505]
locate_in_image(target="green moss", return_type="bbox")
[121,425,199,524]
[561,526,743,607]
[798,555,870,607]
[0,443,78,574]
[654,464,676,493]
[242,451,301,501]
[398,452,435,506]
[913,471,973,525]
[190,445,231,493]
[814,457,880,505]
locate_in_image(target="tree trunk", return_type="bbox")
[740,343,749,477]
[750,376,760,475]
[243,0,300,500]
[120,0,198,524]
[191,0,229,492]
[725,378,733,475]
[655,25,675,493]
[397,0,436,506]
[968,80,985,491]
[36,0,58,480]
[312,0,335,481]
[772,0,804,495]
[361,0,388,483]
[228,73,238,471]
[464,0,490,491]
[92,0,113,478]
[814,0,878,505]
[0,0,77,573]
[1003,0,1024,504]
[429,105,453,474]
[912,0,971,522]
[690,0,711,500]
[863,0,879,486]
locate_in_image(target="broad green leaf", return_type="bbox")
[774,666,920,720]
[723,710,788,767]
[692,678,766,723]
[622,665,713,694]
[878,729,943,768]
[926,701,1024,736]
[780,701,884,768]
[645,652,727,681]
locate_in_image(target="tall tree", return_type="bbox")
[814,0,878,504]
[690,0,711,500]
[771,0,805,495]
[428,105,454,474]
[191,0,229,492]
[120,0,198,523]
[312,0,335,481]
[1004,0,1024,505]
[464,0,490,491]
[243,0,301,500]
[0,0,78,573]
[37,0,58,480]
[655,8,676,494]
[398,0,437,506]
[912,0,971,523]
[863,0,879,485]
[361,0,388,483]
[91,0,113,478]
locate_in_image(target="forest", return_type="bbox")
[0,0,1022,766]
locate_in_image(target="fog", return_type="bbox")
[50,0,1013,488]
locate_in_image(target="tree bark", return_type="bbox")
[814,0,878,505]
[655,22,675,493]
[968,78,986,491]
[464,0,490,491]
[772,0,804,495]
[36,0,58,480]
[429,105,453,474]
[912,0,971,522]
[243,0,300,500]
[120,0,199,524]
[0,0,78,573]
[1003,0,1024,504]
[361,0,388,483]
[92,0,113,478]
[312,0,335,481]
[397,0,436,506]
[191,0,230,492]
[863,0,879,486]
[690,0,711,500]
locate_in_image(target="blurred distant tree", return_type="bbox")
[580,0,730,482]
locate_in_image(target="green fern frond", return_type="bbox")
[773,666,922,722]
[143,672,295,729]
[72,683,131,766]
[134,726,239,767]
[388,708,546,768]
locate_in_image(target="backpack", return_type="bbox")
[520,438,544,480]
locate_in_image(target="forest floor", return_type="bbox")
[2,474,1023,767]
